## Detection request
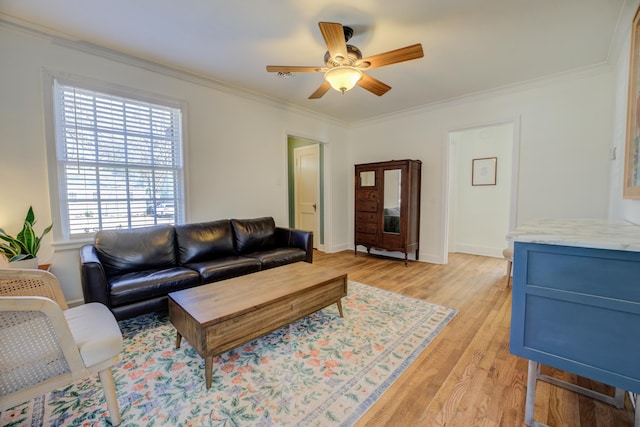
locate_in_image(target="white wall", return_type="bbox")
[0,24,350,302]
[349,67,614,264]
[449,123,513,258]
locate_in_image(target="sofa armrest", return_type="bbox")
[79,244,111,307]
[275,227,313,263]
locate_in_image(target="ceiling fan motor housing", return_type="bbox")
[324,44,362,67]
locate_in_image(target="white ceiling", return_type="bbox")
[0,0,626,122]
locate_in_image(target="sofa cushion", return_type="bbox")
[185,256,262,284]
[231,217,277,255]
[95,225,177,277]
[109,267,200,307]
[175,220,235,264]
[245,248,308,270]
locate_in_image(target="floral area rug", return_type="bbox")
[1,281,457,427]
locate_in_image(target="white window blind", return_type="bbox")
[53,80,184,238]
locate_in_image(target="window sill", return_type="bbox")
[51,238,93,252]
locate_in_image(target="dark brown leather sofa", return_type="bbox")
[80,217,313,320]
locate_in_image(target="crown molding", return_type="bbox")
[351,61,613,128]
[0,13,349,128]
[607,0,640,66]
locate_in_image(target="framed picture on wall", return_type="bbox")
[625,4,640,199]
[472,157,497,186]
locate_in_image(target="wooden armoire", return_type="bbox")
[354,159,422,265]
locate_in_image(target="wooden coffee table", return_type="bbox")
[168,262,347,389]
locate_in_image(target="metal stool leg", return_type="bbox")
[525,360,538,426]
[525,360,637,427]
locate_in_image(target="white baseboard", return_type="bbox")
[453,244,504,258]
[67,298,84,308]
[325,242,350,253]
[351,246,445,265]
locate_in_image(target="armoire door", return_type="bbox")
[380,165,406,252]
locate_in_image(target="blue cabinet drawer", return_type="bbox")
[526,246,640,302]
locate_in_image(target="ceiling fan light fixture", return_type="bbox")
[324,66,362,94]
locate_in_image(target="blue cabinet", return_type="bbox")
[510,242,640,394]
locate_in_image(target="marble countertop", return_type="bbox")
[507,218,640,252]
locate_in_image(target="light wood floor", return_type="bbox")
[312,250,636,427]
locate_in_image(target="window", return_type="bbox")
[51,79,185,239]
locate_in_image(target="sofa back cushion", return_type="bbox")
[175,220,235,264]
[94,225,177,277]
[231,217,277,254]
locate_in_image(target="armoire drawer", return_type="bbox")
[356,201,377,212]
[356,211,377,222]
[356,222,377,233]
[356,190,379,201]
[355,233,377,246]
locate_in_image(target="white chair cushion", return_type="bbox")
[64,303,122,367]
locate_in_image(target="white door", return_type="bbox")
[294,144,319,248]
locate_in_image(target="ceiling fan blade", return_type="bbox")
[309,81,332,99]
[359,44,424,69]
[357,73,391,96]
[318,22,347,62]
[266,66,326,73]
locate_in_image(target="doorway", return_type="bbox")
[287,136,324,250]
[444,120,519,263]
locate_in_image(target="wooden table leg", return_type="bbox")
[98,368,121,426]
[336,300,344,317]
[175,331,182,349]
[205,356,213,389]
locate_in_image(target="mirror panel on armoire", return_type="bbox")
[383,169,402,234]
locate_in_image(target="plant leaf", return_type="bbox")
[33,223,53,255]
[25,206,35,226]
[0,234,16,244]
[10,254,29,262]
[17,223,36,255]
[41,223,53,238]
[0,244,18,258]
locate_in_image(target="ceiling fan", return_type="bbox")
[266,22,424,99]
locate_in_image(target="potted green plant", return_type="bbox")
[0,206,53,269]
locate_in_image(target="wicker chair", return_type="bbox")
[0,269,122,425]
